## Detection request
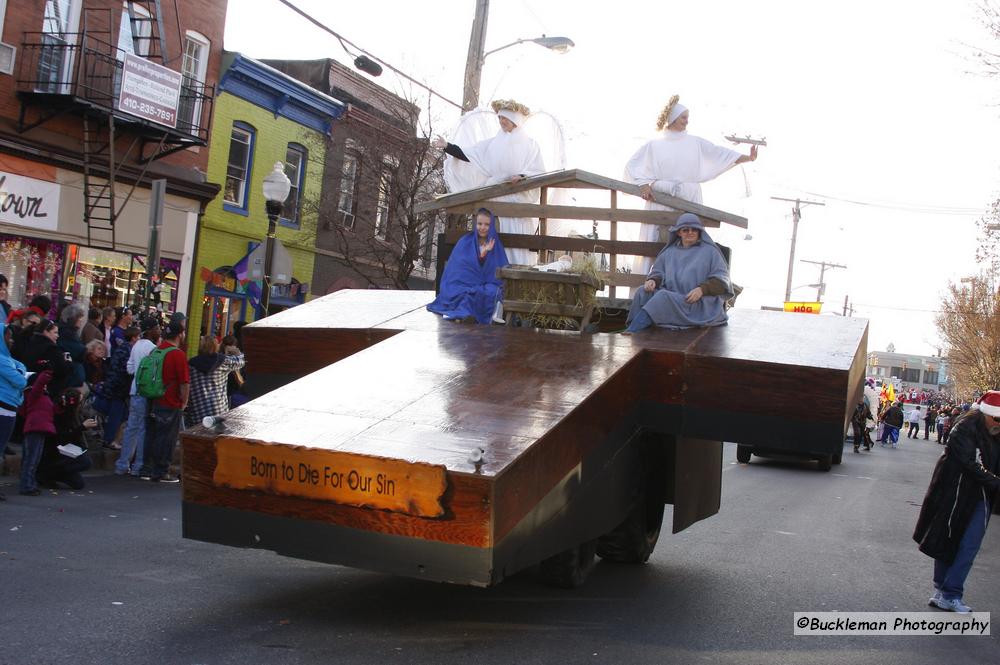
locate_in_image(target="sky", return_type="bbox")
[224,0,1000,357]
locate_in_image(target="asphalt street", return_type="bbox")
[1,435,997,665]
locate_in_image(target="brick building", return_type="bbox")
[186,52,344,345]
[0,0,226,318]
[262,58,441,293]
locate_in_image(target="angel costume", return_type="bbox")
[443,108,557,265]
[624,101,742,274]
[626,213,733,331]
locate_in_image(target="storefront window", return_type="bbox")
[0,234,64,314]
[66,245,179,315]
[201,292,246,340]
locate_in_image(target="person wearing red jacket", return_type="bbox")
[20,370,56,496]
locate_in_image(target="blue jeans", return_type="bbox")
[19,432,46,492]
[103,398,128,446]
[139,406,182,479]
[116,395,147,475]
[934,500,989,601]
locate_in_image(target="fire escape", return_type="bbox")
[15,1,214,250]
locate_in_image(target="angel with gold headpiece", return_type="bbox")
[625,95,760,275]
[432,99,565,266]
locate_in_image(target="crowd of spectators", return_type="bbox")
[0,278,247,499]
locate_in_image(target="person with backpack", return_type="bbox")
[137,319,188,483]
[115,318,159,477]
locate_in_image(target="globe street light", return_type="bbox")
[261,161,291,316]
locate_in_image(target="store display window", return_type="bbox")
[201,266,247,340]
[0,234,64,316]
[66,245,180,315]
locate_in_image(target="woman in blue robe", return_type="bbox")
[624,212,733,332]
[427,208,509,324]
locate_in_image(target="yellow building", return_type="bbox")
[187,53,344,347]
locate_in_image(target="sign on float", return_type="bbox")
[784,301,823,314]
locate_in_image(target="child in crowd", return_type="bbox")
[35,389,95,490]
[20,370,56,495]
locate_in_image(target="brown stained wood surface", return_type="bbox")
[211,437,449,517]
[243,290,433,377]
[194,291,867,548]
[182,434,492,547]
[498,234,665,257]
[472,202,697,226]
[414,168,749,228]
[498,267,603,290]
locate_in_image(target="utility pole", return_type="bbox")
[843,294,849,317]
[800,258,846,302]
[772,197,825,302]
[462,0,490,111]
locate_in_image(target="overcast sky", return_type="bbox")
[225,0,1000,357]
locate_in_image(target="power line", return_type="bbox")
[798,190,984,216]
[276,0,463,109]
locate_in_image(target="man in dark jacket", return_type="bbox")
[879,401,905,447]
[913,391,1000,613]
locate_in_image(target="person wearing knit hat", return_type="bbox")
[624,95,760,276]
[913,390,1000,613]
[623,212,733,333]
[431,99,551,266]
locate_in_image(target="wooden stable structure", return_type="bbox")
[182,289,868,587]
[413,168,748,292]
[498,267,603,330]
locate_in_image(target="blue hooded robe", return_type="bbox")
[627,218,733,330]
[427,213,509,324]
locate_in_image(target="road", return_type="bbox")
[1,435,996,665]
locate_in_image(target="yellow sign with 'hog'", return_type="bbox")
[212,437,447,518]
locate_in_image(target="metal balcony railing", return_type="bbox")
[16,31,213,145]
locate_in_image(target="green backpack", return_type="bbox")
[135,347,170,399]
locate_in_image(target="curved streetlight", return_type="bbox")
[482,35,575,59]
[463,31,575,110]
[260,161,291,316]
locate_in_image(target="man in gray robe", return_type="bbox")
[624,213,732,333]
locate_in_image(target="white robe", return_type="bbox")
[454,129,546,265]
[624,130,741,274]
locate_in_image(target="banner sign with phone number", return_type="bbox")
[117,53,182,129]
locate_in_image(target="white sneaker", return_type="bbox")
[491,301,505,324]
[928,591,942,607]
[931,596,972,613]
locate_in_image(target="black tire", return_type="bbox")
[539,540,597,588]
[832,452,843,465]
[736,445,752,464]
[596,485,665,564]
[817,454,832,472]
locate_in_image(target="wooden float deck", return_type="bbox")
[182,290,868,585]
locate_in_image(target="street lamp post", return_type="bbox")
[461,0,574,110]
[260,162,291,317]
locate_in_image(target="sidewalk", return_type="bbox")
[2,438,180,485]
